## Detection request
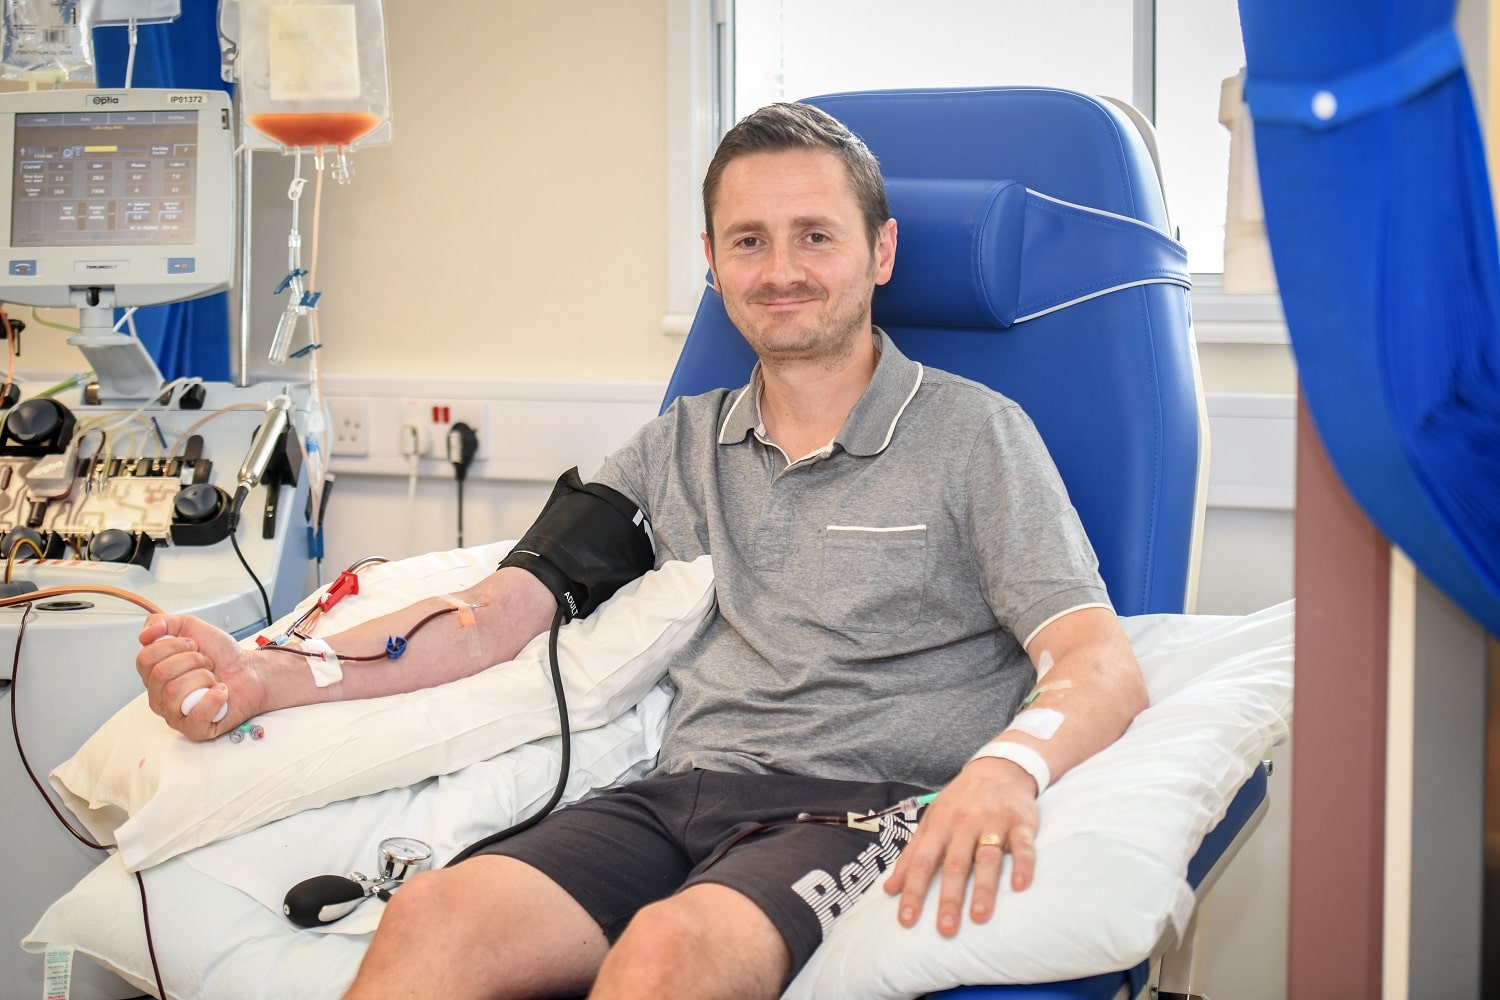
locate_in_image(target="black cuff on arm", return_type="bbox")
[498,468,656,620]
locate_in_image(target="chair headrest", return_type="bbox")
[873,177,1191,330]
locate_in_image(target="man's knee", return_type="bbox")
[351,857,609,999]
[617,897,701,959]
[374,867,468,941]
[601,898,707,991]
[599,887,788,997]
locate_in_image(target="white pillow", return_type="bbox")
[782,601,1294,997]
[28,603,1292,1000]
[49,545,715,871]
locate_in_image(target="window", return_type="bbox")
[733,1,1136,133]
[664,0,1282,336]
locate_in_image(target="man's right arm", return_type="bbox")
[139,455,661,741]
[136,565,558,741]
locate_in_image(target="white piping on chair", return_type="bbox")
[1026,188,1175,233]
[1183,318,1212,614]
[1013,278,1193,325]
[1012,191,1191,325]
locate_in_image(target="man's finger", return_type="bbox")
[893,854,937,927]
[934,833,983,937]
[968,833,1005,923]
[1008,823,1038,891]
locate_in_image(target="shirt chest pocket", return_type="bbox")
[818,524,927,634]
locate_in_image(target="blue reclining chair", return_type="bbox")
[663,86,1269,1000]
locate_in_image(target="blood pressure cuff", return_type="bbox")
[498,468,656,620]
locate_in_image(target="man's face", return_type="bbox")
[704,149,897,367]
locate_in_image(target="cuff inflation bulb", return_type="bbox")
[284,837,432,927]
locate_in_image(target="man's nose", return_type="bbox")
[761,240,804,285]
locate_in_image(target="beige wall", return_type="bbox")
[14,0,682,384]
[267,0,680,381]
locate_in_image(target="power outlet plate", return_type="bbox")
[399,399,489,462]
[327,396,370,456]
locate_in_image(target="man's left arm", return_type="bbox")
[883,605,1148,936]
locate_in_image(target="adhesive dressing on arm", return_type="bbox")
[440,594,485,658]
[301,636,343,688]
[1005,707,1065,741]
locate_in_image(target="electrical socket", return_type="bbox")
[327,396,370,456]
[399,399,489,461]
[398,422,430,457]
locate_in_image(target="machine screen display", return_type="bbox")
[9,109,198,247]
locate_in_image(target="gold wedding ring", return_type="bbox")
[976,833,1003,848]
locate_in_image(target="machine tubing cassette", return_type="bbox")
[0,386,301,570]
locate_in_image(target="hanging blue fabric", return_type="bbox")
[1239,0,1500,636]
[92,4,233,382]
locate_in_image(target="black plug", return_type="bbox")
[447,422,479,481]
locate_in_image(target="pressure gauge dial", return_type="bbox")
[378,836,432,881]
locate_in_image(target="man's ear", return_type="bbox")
[702,232,720,291]
[874,217,898,286]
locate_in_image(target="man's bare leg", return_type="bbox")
[344,855,609,1000]
[589,883,791,1000]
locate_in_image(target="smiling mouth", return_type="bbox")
[748,284,824,308]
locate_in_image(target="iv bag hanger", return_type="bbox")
[67,287,165,404]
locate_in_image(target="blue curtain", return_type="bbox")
[92,3,232,381]
[1239,1,1500,635]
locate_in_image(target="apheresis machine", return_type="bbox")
[0,85,314,998]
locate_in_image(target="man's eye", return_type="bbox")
[806,232,829,244]
[736,236,762,249]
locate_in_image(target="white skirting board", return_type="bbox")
[321,375,668,484]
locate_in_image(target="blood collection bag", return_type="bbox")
[230,0,392,179]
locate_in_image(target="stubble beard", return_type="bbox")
[730,279,875,373]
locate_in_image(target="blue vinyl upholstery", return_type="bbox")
[664,87,1236,997]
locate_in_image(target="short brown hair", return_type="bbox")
[702,102,890,248]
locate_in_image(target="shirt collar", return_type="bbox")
[715,328,924,457]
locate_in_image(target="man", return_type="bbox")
[137,103,1148,999]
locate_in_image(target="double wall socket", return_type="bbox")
[327,396,370,456]
[324,396,491,462]
[399,399,489,461]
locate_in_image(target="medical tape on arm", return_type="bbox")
[440,594,484,658]
[300,637,343,688]
[1008,675,1073,740]
[1005,707,1065,740]
[1007,675,1072,743]
[1020,678,1072,709]
[969,739,1052,796]
[967,680,1072,793]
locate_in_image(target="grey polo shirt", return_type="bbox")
[592,331,1109,790]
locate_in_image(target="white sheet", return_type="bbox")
[26,600,1293,1000]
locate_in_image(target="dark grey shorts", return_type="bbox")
[469,769,926,980]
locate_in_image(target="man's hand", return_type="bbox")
[882,756,1038,936]
[882,607,1147,937]
[136,614,265,740]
